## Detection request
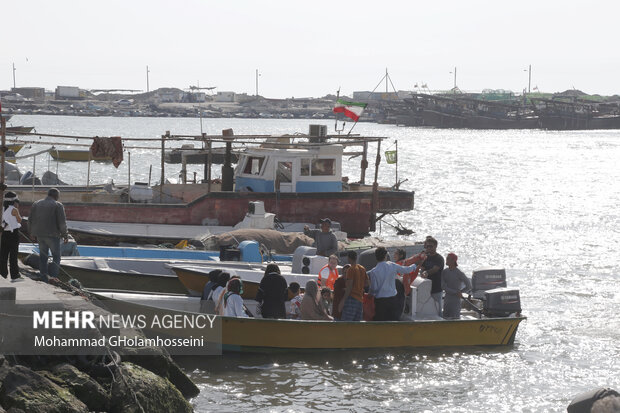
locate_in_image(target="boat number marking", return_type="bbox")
[479,324,502,334]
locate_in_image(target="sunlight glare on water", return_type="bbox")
[9,115,620,412]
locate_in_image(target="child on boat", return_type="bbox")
[288,282,303,319]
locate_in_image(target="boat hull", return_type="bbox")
[50,149,112,162]
[59,265,188,294]
[19,189,414,237]
[92,291,525,352]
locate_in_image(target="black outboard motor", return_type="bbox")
[483,288,521,317]
[472,268,507,299]
[567,387,620,413]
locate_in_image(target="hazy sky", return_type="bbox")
[2,0,619,98]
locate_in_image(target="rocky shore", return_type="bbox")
[0,267,199,413]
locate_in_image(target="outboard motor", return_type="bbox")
[359,248,378,271]
[471,268,507,299]
[483,288,521,317]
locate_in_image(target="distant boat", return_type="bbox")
[49,149,112,162]
[6,126,34,134]
[164,146,238,164]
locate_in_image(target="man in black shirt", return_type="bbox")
[420,236,445,316]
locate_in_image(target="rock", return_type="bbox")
[123,353,199,398]
[43,364,109,412]
[110,362,192,413]
[0,365,88,413]
[0,356,9,383]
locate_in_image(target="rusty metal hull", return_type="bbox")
[20,190,414,238]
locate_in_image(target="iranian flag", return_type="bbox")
[333,99,367,121]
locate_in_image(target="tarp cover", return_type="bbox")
[201,229,314,254]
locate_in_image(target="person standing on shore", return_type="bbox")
[304,218,338,257]
[1,192,24,282]
[28,188,69,283]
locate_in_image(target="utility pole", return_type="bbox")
[146,65,150,92]
[12,63,16,89]
[528,64,531,93]
[255,69,260,96]
[385,67,388,93]
[453,67,457,89]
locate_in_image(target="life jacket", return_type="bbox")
[318,264,338,290]
[398,252,426,295]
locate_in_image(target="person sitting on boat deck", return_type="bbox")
[441,253,472,319]
[209,271,231,303]
[304,218,338,257]
[419,236,445,316]
[222,278,249,318]
[368,247,418,321]
[317,254,339,290]
[338,251,370,322]
[255,263,288,319]
[288,282,303,319]
[394,248,427,296]
[201,269,223,300]
[320,287,333,316]
[332,264,350,320]
[1,192,24,282]
[300,280,333,321]
[28,187,69,283]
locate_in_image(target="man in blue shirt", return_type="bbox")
[368,247,418,321]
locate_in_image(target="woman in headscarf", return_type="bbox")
[255,263,288,319]
[300,280,333,321]
[222,278,248,318]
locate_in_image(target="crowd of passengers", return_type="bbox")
[201,233,473,321]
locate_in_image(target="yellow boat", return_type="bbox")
[171,264,310,299]
[49,149,112,162]
[91,290,525,353]
[7,143,24,153]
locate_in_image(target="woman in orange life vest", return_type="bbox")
[318,254,339,290]
[394,248,427,295]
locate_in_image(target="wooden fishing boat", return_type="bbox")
[57,256,289,296]
[171,264,312,297]
[90,290,525,352]
[164,146,238,164]
[6,126,34,134]
[17,135,414,237]
[49,149,113,162]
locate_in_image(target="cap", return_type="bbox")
[447,252,458,265]
[4,191,18,201]
[319,218,332,225]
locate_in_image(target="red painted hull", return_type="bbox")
[20,190,414,237]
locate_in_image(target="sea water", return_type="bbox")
[8,115,620,412]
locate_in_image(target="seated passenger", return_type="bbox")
[300,280,333,321]
[318,254,339,290]
[255,263,288,319]
[222,279,248,318]
[208,272,231,303]
[332,264,349,320]
[441,253,472,319]
[320,287,333,316]
[288,282,303,319]
[201,269,223,300]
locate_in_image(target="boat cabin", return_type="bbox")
[234,145,343,193]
